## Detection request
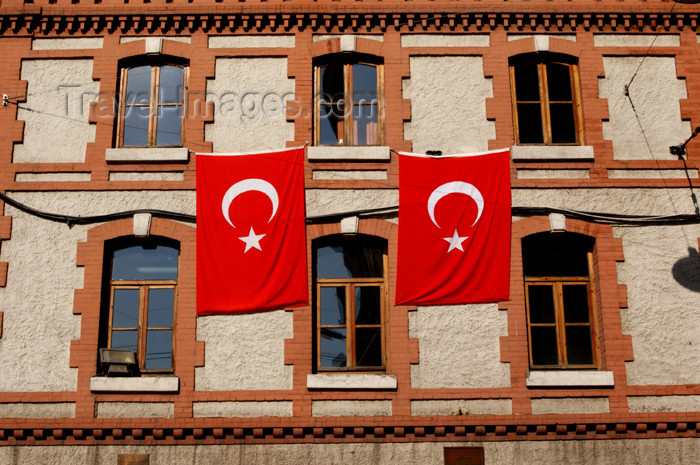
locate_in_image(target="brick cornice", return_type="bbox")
[0,10,697,35]
[0,415,698,446]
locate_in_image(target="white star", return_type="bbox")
[238,227,265,253]
[443,229,468,253]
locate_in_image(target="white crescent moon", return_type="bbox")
[427,181,484,229]
[221,178,279,229]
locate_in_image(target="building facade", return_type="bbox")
[0,0,699,463]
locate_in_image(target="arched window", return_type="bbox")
[116,58,189,147]
[510,53,582,145]
[313,235,387,371]
[100,238,179,373]
[314,54,384,146]
[522,232,598,369]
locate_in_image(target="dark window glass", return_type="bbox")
[514,62,540,101]
[523,232,597,369]
[316,238,384,279]
[320,328,347,368]
[527,285,556,324]
[105,239,178,373]
[355,286,381,325]
[147,288,175,327]
[565,326,594,365]
[356,328,382,367]
[112,288,140,327]
[516,103,544,144]
[314,235,386,371]
[112,244,179,281]
[320,287,346,326]
[522,232,594,277]
[530,327,559,366]
[562,285,590,323]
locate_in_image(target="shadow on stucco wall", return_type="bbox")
[671,247,700,292]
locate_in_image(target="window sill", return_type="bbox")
[307,373,397,390]
[307,146,390,162]
[90,376,179,393]
[511,145,594,161]
[105,147,189,163]
[525,371,614,388]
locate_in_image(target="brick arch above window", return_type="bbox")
[70,217,200,416]
[499,216,633,414]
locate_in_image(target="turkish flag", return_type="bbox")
[196,147,308,315]
[395,149,511,306]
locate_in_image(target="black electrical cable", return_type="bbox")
[2,190,700,229]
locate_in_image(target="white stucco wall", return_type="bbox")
[193,401,293,417]
[409,304,510,389]
[531,397,610,415]
[411,399,512,416]
[599,56,690,160]
[403,56,495,154]
[195,311,293,391]
[616,225,700,385]
[205,58,294,152]
[628,395,700,413]
[14,59,98,163]
[311,400,392,417]
[305,189,398,217]
[2,439,699,465]
[95,402,174,418]
[0,191,194,392]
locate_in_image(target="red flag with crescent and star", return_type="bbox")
[196,147,308,315]
[395,149,511,306]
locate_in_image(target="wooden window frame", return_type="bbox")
[116,62,189,148]
[313,56,385,146]
[315,251,388,373]
[107,281,178,374]
[509,56,583,146]
[524,252,599,370]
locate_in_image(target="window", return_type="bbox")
[117,60,188,147]
[522,232,598,369]
[100,239,179,373]
[314,55,384,146]
[313,235,387,371]
[510,53,582,145]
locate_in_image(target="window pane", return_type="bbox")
[155,105,182,146]
[514,62,540,101]
[112,244,179,280]
[320,287,346,326]
[122,106,150,147]
[522,233,594,277]
[319,63,344,102]
[320,328,347,368]
[158,66,184,104]
[125,65,152,101]
[353,104,378,145]
[527,285,556,324]
[110,330,138,352]
[319,104,341,145]
[546,63,573,101]
[147,288,175,327]
[355,327,382,367]
[549,103,577,144]
[112,288,140,328]
[316,239,384,278]
[516,103,544,144]
[565,326,594,365]
[562,284,590,323]
[530,327,559,366]
[355,286,381,325]
[145,329,173,370]
[353,64,377,102]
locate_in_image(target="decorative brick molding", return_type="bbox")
[499,216,632,415]
[71,217,197,420]
[0,417,697,446]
